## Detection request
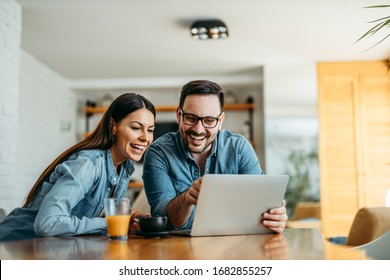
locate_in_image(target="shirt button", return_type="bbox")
[195,170,199,174]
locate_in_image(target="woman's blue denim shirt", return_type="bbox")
[0,149,134,240]
[142,129,263,230]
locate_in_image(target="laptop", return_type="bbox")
[172,174,289,237]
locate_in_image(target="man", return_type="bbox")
[143,80,287,233]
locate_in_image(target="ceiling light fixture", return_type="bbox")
[190,19,229,40]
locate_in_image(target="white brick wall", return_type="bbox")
[14,51,77,210]
[0,0,21,212]
[0,0,77,213]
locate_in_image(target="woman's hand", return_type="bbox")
[129,210,151,232]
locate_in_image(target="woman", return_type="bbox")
[0,93,155,241]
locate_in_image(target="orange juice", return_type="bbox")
[106,215,131,239]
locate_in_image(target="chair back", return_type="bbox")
[292,202,321,220]
[346,207,390,246]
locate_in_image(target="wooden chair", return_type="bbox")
[292,202,321,220]
[346,207,390,246]
[286,202,321,229]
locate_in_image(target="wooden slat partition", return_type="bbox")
[318,61,390,237]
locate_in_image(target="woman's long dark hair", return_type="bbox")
[23,93,156,207]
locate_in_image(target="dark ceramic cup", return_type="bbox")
[138,216,168,232]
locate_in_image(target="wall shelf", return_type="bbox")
[128,181,144,188]
[83,103,255,114]
[83,103,256,139]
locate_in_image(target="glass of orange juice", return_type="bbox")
[104,197,131,241]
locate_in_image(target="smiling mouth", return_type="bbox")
[188,133,207,145]
[130,144,147,153]
[190,134,206,141]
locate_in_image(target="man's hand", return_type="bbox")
[262,200,288,233]
[167,177,203,228]
[183,177,202,205]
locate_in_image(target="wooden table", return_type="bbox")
[0,228,366,260]
[286,219,321,229]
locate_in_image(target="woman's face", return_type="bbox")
[110,108,155,166]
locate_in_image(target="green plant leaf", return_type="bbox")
[368,15,390,23]
[355,21,386,42]
[356,5,390,49]
[364,5,390,9]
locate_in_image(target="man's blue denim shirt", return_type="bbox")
[0,149,134,241]
[142,129,263,230]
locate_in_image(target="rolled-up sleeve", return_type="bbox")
[142,145,179,218]
[238,138,263,174]
[34,156,106,236]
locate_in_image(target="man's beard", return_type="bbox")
[183,131,213,154]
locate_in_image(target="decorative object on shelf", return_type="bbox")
[85,100,96,132]
[246,95,254,104]
[86,100,97,108]
[246,95,254,142]
[225,90,238,104]
[190,19,228,40]
[100,94,113,107]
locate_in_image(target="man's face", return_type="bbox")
[176,94,224,155]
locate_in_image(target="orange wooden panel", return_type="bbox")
[318,61,390,237]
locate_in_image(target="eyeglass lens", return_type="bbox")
[181,111,220,128]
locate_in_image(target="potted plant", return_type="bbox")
[283,149,319,217]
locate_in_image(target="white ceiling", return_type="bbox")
[16,0,390,83]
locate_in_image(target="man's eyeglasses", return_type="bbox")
[179,109,222,128]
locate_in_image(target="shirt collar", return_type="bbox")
[105,149,135,184]
[210,133,218,156]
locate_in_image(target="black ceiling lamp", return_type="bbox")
[190,19,229,40]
